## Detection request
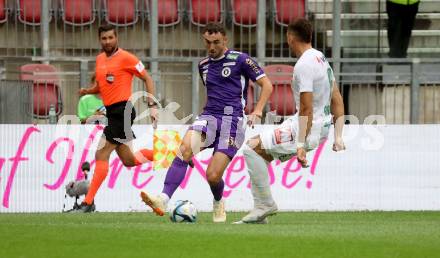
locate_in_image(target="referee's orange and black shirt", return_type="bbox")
[95,48,146,106]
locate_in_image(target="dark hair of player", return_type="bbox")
[98,24,117,37]
[202,22,226,36]
[287,19,313,43]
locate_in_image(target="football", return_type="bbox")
[169,200,197,223]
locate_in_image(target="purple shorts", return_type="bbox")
[188,114,246,159]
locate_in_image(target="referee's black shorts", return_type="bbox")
[103,101,136,145]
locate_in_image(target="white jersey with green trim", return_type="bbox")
[293,48,334,148]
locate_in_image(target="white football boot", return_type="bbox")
[140,191,167,216]
[213,199,227,223]
[235,202,278,224]
[232,218,269,225]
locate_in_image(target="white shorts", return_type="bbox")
[260,115,330,162]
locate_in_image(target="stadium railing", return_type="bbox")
[1,0,439,59]
[1,57,440,125]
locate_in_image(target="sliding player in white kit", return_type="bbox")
[235,19,346,224]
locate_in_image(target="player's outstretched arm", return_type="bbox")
[330,81,345,151]
[248,76,273,127]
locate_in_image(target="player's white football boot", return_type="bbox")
[232,218,269,224]
[140,191,167,216]
[213,199,227,223]
[237,202,278,224]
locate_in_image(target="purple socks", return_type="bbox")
[210,179,224,201]
[162,157,189,198]
[162,156,225,201]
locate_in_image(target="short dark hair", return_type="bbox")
[202,22,226,36]
[98,24,117,37]
[287,19,313,43]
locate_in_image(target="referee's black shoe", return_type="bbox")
[73,202,96,213]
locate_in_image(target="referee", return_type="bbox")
[76,24,158,212]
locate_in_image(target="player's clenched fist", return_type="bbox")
[79,88,89,96]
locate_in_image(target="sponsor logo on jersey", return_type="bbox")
[226,53,239,60]
[223,62,236,67]
[245,58,261,74]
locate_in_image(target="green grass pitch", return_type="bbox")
[0,212,439,258]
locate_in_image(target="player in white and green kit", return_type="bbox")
[235,19,346,224]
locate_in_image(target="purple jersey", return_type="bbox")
[199,50,266,117]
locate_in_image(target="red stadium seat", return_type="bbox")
[265,64,294,85]
[20,63,58,83]
[270,84,295,116]
[245,82,255,115]
[20,64,62,117]
[190,0,222,26]
[31,83,61,117]
[146,0,180,26]
[61,0,95,26]
[231,0,257,27]
[0,0,8,23]
[104,0,138,26]
[158,0,180,26]
[265,64,296,116]
[17,0,52,25]
[274,0,305,26]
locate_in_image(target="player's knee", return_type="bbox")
[206,172,221,186]
[179,144,193,161]
[95,149,110,161]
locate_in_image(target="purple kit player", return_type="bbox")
[140,22,273,222]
